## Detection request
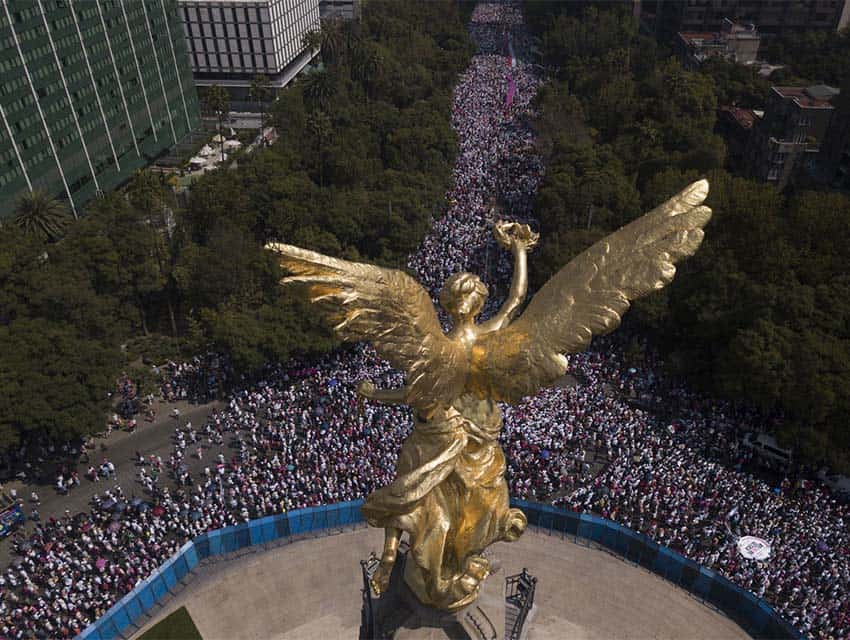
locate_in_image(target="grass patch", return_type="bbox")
[139,607,202,640]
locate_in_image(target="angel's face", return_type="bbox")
[452,291,485,320]
[440,272,488,324]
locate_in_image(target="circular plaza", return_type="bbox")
[135,527,748,640]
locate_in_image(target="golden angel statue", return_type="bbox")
[266,179,712,611]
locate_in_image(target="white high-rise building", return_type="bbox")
[319,0,359,21]
[178,0,320,90]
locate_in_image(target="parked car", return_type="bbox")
[742,432,793,469]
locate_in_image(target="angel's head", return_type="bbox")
[440,272,488,323]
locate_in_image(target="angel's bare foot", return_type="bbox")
[464,555,490,584]
[503,507,528,542]
[447,555,490,608]
[370,555,395,594]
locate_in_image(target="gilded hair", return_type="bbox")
[439,272,488,318]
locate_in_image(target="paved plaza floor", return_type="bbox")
[134,526,749,640]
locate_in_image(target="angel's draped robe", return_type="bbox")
[361,393,516,607]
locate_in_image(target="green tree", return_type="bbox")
[0,318,120,449]
[249,74,272,140]
[86,194,167,336]
[0,0,475,455]
[126,172,182,336]
[527,1,850,468]
[301,69,336,110]
[301,28,322,58]
[699,58,771,106]
[535,6,638,66]
[352,43,383,102]
[13,190,74,241]
[204,84,231,159]
[306,110,333,188]
[762,29,850,86]
[319,17,345,64]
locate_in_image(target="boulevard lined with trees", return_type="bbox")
[526,3,850,470]
[0,0,848,470]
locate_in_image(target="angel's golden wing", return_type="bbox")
[266,243,467,411]
[469,179,712,404]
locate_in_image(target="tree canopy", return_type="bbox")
[762,28,850,87]
[527,3,850,471]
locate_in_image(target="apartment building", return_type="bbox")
[819,83,850,189]
[319,0,359,20]
[745,85,839,187]
[676,19,761,68]
[0,0,200,217]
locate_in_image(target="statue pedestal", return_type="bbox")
[361,547,516,639]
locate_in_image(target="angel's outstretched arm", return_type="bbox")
[478,223,538,334]
[469,179,712,405]
[357,381,410,405]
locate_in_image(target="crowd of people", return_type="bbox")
[410,2,542,303]
[158,354,231,405]
[1,4,847,638]
[552,356,850,637]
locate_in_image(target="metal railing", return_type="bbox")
[78,500,801,640]
[78,501,363,640]
[513,500,804,640]
[505,568,536,640]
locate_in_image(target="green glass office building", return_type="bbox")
[0,0,200,218]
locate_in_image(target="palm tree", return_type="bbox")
[204,84,230,161]
[319,17,344,63]
[353,44,382,102]
[249,74,272,142]
[302,69,336,110]
[342,21,361,62]
[301,28,322,58]
[306,110,332,188]
[13,190,72,242]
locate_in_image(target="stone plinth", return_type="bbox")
[364,548,505,640]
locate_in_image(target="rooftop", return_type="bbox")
[719,106,762,130]
[679,31,726,45]
[806,85,841,100]
[679,20,759,46]
[132,527,749,640]
[774,86,840,109]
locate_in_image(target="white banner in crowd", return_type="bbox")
[737,536,772,560]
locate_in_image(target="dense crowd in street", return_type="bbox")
[410,2,542,303]
[1,4,847,638]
